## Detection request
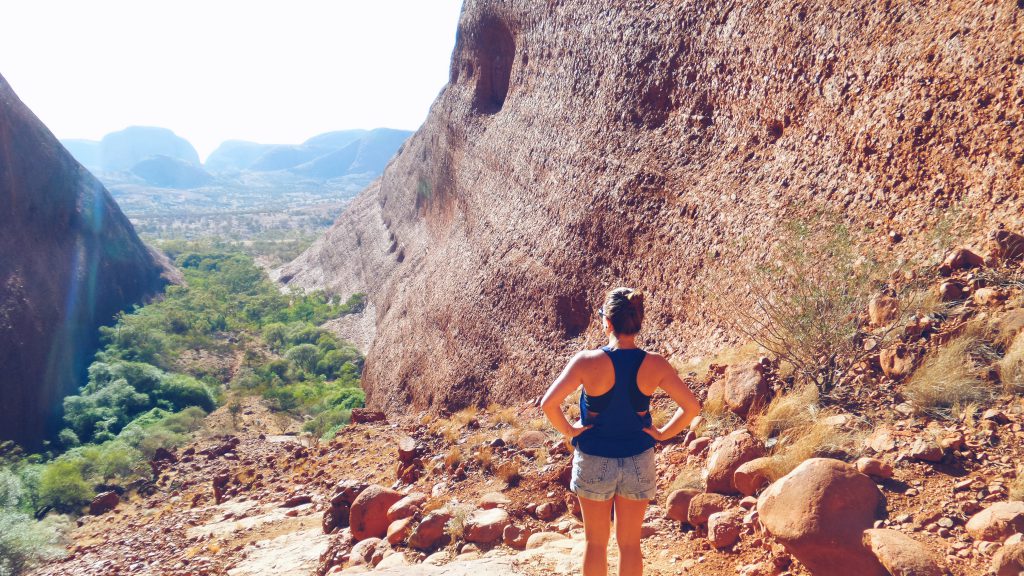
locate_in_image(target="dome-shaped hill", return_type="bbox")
[100,126,200,172]
[204,140,276,172]
[131,155,215,188]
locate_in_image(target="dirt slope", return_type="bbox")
[0,73,171,449]
[279,0,1024,414]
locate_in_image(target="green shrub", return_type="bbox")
[0,469,22,509]
[37,461,90,513]
[285,344,321,373]
[0,510,69,576]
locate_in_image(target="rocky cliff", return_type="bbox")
[0,74,171,448]
[280,0,1024,413]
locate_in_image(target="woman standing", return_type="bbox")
[541,287,701,576]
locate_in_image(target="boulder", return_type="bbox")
[939,248,984,274]
[89,491,120,516]
[855,457,893,479]
[375,552,409,569]
[386,492,427,522]
[723,362,771,417]
[733,457,775,496]
[985,227,1024,264]
[349,537,384,566]
[965,502,1024,541]
[908,438,944,463]
[479,492,511,510]
[464,508,510,544]
[688,493,732,526]
[706,430,766,494]
[992,540,1024,576]
[503,524,534,550]
[863,529,945,576]
[665,488,700,523]
[386,517,414,545]
[707,509,744,549]
[879,344,916,380]
[397,436,422,464]
[938,281,966,303]
[349,485,405,541]
[525,531,569,550]
[869,294,900,327]
[350,409,386,424]
[408,511,452,550]
[518,430,548,449]
[757,458,886,576]
[974,287,1007,307]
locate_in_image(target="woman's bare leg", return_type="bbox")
[613,495,648,576]
[578,496,614,576]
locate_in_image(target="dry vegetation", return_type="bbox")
[1010,469,1024,502]
[997,334,1024,394]
[905,322,1000,419]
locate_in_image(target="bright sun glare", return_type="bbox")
[0,0,465,160]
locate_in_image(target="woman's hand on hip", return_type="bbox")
[643,426,670,442]
[566,419,592,439]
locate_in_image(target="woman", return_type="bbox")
[541,287,701,576]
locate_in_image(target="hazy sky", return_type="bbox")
[0,1,464,160]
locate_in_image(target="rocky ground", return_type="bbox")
[32,233,1024,576]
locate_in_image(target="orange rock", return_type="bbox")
[664,488,700,523]
[385,517,413,545]
[985,227,1024,265]
[733,457,775,496]
[868,294,900,327]
[863,529,945,576]
[349,485,405,541]
[992,540,1024,576]
[688,493,731,526]
[706,430,766,494]
[723,362,771,417]
[757,458,886,576]
[879,344,915,379]
[939,247,984,275]
[965,502,1024,542]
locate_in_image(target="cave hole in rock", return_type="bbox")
[470,17,515,115]
[555,292,590,339]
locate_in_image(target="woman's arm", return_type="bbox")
[540,352,592,439]
[644,356,702,442]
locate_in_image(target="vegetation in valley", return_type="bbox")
[0,245,365,570]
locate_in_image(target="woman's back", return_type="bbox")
[574,346,656,458]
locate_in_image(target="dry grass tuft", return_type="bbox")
[694,400,743,439]
[1010,470,1024,502]
[997,335,1024,395]
[763,420,862,481]
[475,446,494,471]
[749,384,820,443]
[453,406,479,426]
[496,461,521,487]
[446,503,475,541]
[905,322,1000,419]
[487,403,519,426]
[444,447,462,470]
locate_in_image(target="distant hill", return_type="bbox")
[293,128,412,179]
[258,128,412,176]
[99,126,201,172]
[204,140,277,172]
[131,155,214,188]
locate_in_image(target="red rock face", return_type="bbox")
[0,73,170,449]
[279,1,1024,415]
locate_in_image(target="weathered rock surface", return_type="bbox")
[706,430,766,494]
[863,529,945,576]
[965,502,1024,542]
[757,458,886,576]
[349,485,405,541]
[464,508,511,544]
[723,362,770,417]
[664,488,700,523]
[277,0,1024,416]
[992,540,1024,576]
[0,73,170,448]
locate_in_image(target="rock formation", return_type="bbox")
[279,0,1024,414]
[0,73,170,448]
[98,126,200,172]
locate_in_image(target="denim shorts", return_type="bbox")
[570,447,657,501]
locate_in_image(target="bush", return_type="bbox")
[37,461,90,513]
[905,323,999,419]
[709,219,904,395]
[285,344,321,373]
[0,469,22,510]
[0,510,69,576]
